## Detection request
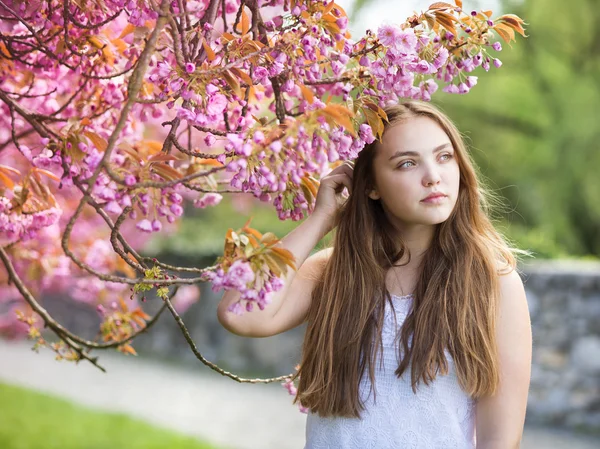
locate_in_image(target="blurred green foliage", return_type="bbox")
[0,382,222,449]
[145,196,305,258]
[152,0,599,261]
[437,0,600,259]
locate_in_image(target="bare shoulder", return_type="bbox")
[497,266,526,304]
[499,264,524,287]
[496,266,531,345]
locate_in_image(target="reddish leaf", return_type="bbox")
[223,69,242,97]
[120,344,137,355]
[271,247,297,270]
[32,168,60,182]
[84,131,108,152]
[242,10,251,35]
[322,104,356,137]
[0,172,14,189]
[119,298,129,312]
[118,23,135,39]
[151,163,183,181]
[230,67,253,86]
[428,2,454,10]
[498,15,527,37]
[147,153,181,163]
[494,23,515,43]
[202,39,216,62]
[221,32,235,42]
[0,164,21,176]
[434,11,457,35]
[298,84,315,105]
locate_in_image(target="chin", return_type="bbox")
[414,211,453,226]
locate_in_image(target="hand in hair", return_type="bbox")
[312,161,354,231]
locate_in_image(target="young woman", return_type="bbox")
[217,100,532,448]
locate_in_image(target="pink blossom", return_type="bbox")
[270,140,282,153]
[253,130,265,144]
[169,192,183,204]
[193,193,223,208]
[433,47,449,69]
[172,285,201,314]
[465,76,478,88]
[227,259,255,288]
[415,60,430,74]
[177,107,196,122]
[252,66,269,83]
[170,77,184,91]
[105,201,123,214]
[204,133,216,147]
[136,219,153,233]
[359,124,375,144]
[206,93,228,116]
[394,28,418,54]
[443,84,460,94]
[359,55,370,67]
[156,60,172,78]
[205,84,219,95]
[124,174,137,186]
[377,24,402,48]
[170,203,183,216]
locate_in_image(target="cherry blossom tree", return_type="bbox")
[0,0,525,403]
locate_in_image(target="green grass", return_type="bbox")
[0,382,223,449]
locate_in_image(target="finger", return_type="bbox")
[324,173,353,187]
[329,161,354,176]
[327,166,354,181]
[337,160,355,172]
[341,163,354,178]
[334,178,352,195]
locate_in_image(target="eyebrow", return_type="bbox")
[388,143,453,161]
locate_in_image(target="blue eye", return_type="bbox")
[440,153,453,161]
[398,160,415,169]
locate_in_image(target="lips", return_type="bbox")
[421,192,446,201]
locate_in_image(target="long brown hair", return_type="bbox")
[292,100,524,418]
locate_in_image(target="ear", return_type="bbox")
[368,189,381,200]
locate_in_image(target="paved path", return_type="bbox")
[0,340,598,449]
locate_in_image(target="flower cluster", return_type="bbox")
[0,197,62,246]
[206,259,285,314]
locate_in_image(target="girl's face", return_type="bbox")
[368,116,460,228]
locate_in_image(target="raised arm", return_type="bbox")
[217,161,354,338]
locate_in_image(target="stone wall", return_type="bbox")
[521,260,600,432]
[39,257,600,433]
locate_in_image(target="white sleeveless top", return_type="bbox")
[304,294,476,449]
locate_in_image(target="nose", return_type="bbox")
[422,163,442,187]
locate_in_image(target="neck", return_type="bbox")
[393,223,436,267]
